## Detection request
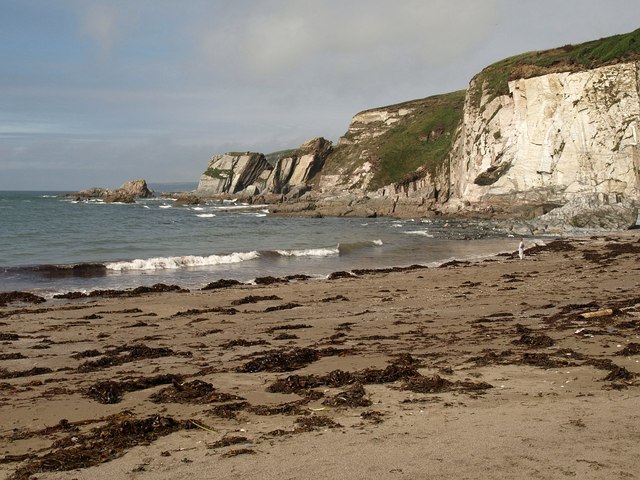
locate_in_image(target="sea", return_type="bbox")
[0,184,527,298]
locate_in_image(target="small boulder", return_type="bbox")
[105,191,136,203]
[117,179,154,198]
[173,193,202,205]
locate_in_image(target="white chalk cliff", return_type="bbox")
[447,62,640,211]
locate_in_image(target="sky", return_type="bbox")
[1,0,639,191]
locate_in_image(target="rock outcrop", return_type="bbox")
[196,138,332,197]
[447,62,640,212]
[318,92,464,194]
[194,29,640,229]
[105,179,154,203]
[197,152,271,195]
[70,180,154,203]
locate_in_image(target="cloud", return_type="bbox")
[79,3,118,58]
[4,0,640,190]
[200,0,502,81]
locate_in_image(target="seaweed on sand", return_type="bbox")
[150,379,244,404]
[0,366,53,379]
[10,414,194,480]
[512,333,555,348]
[86,374,182,404]
[294,415,342,432]
[237,347,348,373]
[206,436,249,449]
[231,295,281,305]
[322,383,372,408]
[77,344,183,372]
[267,355,423,394]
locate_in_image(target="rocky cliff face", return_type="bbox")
[197,138,332,197]
[317,106,412,193]
[447,61,640,213]
[197,152,271,195]
[318,92,464,194]
[195,30,640,228]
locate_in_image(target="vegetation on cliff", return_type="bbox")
[471,27,640,106]
[324,90,466,190]
[197,28,639,199]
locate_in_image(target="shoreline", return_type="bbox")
[1,232,530,300]
[1,233,640,479]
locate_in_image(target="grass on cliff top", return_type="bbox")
[471,27,640,106]
[358,90,465,190]
[324,90,465,191]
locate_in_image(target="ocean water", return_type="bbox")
[0,189,523,297]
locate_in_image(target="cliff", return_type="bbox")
[196,138,332,198]
[442,28,640,230]
[319,92,464,193]
[195,28,640,229]
[450,65,640,203]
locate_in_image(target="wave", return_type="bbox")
[159,204,172,209]
[274,240,382,258]
[105,251,260,271]
[405,230,434,237]
[276,247,340,257]
[196,213,216,218]
[337,239,384,254]
[212,203,267,211]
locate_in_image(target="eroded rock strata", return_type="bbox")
[193,30,640,230]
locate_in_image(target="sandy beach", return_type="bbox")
[1,233,639,480]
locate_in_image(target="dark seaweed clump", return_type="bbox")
[77,344,181,373]
[237,347,348,373]
[0,291,46,307]
[86,375,182,404]
[150,380,244,404]
[10,415,194,480]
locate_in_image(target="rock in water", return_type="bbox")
[70,179,154,203]
[116,179,154,198]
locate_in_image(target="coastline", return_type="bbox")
[1,232,640,479]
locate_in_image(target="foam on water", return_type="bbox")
[276,247,340,257]
[106,251,260,271]
[405,230,434,237]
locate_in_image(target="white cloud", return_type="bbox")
[3,0,640,190]
[200,0,501,80]
[79,3,118,58]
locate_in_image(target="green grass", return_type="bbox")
[203,167,230,179]
[324,90,466,191]
[369,91,466,189]
[471,27,640,107]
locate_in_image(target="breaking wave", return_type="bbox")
[405,230,434,237]
[337,239,384,253]
[105,251,260,271]
[276,247,339,257]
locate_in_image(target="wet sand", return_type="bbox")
[1,233,639,480]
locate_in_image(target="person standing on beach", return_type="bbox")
[518,239,525,260]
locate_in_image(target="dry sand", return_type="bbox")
[1,233,639,480]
